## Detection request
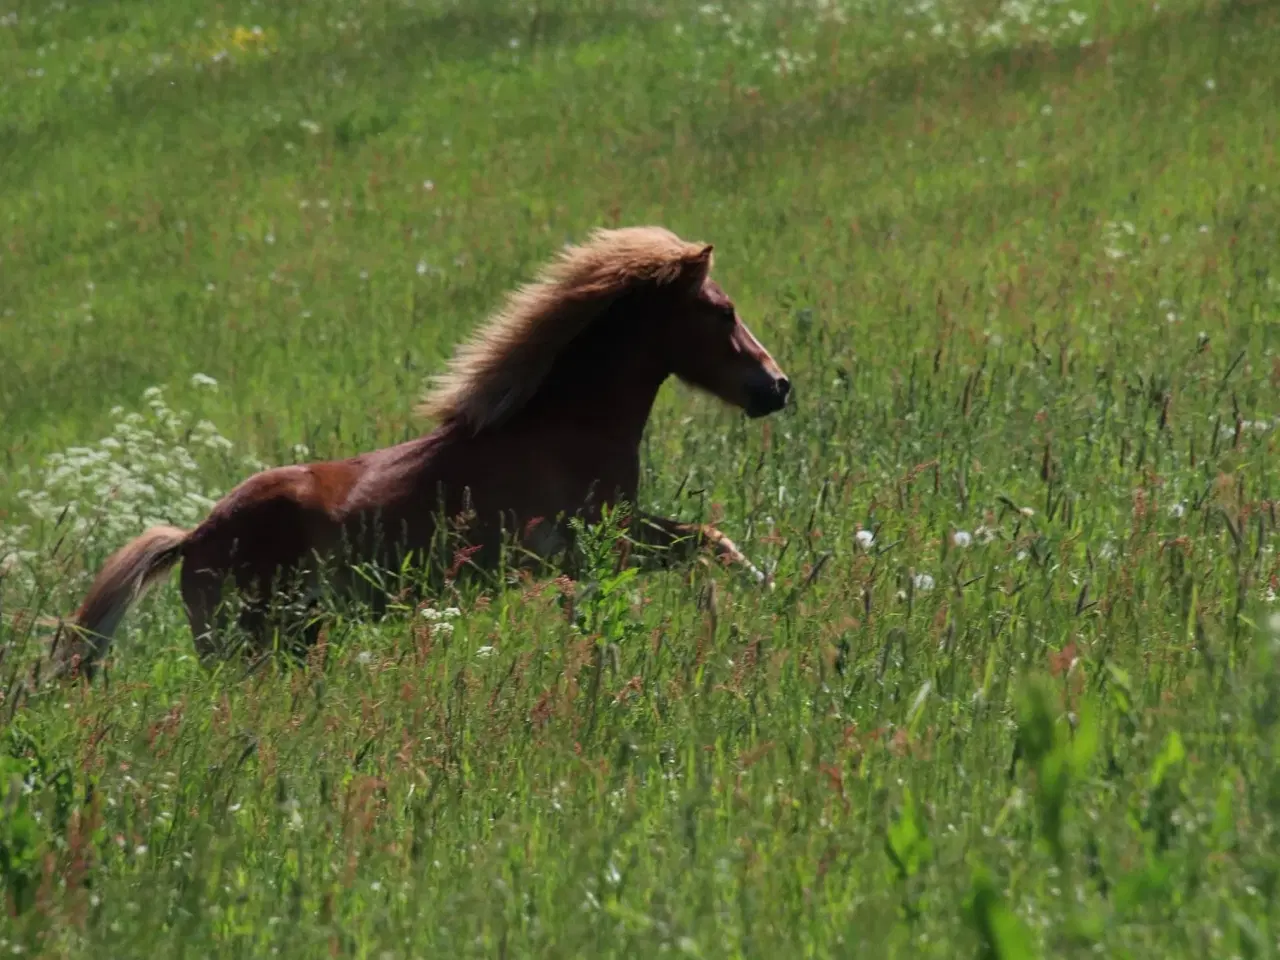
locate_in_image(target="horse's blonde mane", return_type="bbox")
[416,225,713,433]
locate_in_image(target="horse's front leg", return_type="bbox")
[626,511,770,586]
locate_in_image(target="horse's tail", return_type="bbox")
[58,525,190,681]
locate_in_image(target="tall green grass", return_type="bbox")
[3,0,1280,955]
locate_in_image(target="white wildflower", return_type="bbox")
[421,606,461,637]
[952,530,973,548]
[855,529,875,550]
[190,372,218,390]
[912,573,935,592]
[2,385,260,583]
[422,606,461,622]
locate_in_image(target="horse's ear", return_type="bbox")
[682,244,714,286]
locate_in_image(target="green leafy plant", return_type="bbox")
[885,785,933,920]
[965,866,1038,960]
[1014,675,1098,867]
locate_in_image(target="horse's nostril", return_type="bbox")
[776,377,791,400]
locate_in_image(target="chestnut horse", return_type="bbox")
[58,226,791,680]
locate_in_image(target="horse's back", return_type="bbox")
[186,460,362,572]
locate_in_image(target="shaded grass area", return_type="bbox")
[3,0,1280,955]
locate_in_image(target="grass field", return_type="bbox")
[3,0,1280,954]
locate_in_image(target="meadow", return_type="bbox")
[2,0,1280,954]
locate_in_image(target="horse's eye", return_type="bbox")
[720,306,736,322]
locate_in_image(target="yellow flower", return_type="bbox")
[231,25,267,50]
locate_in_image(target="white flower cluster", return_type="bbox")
[1101,219,1140,265]
[1222,419,1278,438]
[689,2,829,78]
[900,0,1090,49]
[1,378,263,585]
[421,605,462,638]
[0,532,34,579]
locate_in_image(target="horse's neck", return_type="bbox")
[519,315,666,450]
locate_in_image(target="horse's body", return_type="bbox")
[60,226,790,680]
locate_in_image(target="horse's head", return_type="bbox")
[662,245,791,418]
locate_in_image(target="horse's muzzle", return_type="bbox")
[745,375,791,418]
